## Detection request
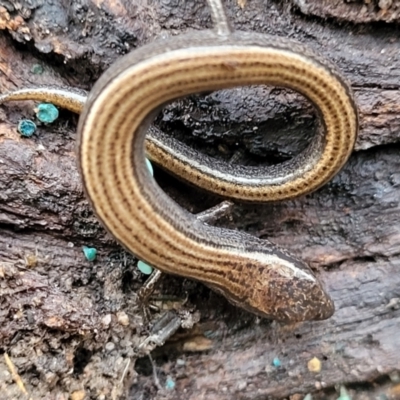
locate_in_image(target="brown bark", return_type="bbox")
[0,0,400,399]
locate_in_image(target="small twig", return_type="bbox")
[4,353,32,399]
[195,200,234,224]
[137,311,182,351]
[148,353,163,391]
[137,269,163,302]
[119,358,131,384]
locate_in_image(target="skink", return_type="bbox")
[0,0,358,322]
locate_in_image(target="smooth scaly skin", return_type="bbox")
[0,0,358,322]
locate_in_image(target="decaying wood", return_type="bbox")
[0,0,400,399]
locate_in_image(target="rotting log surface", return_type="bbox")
[0,0,400,399]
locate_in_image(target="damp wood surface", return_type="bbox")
[0,0,399,399]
